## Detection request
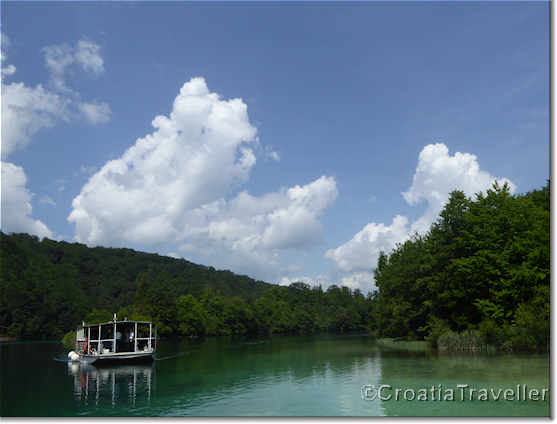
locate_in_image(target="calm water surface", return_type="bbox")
[0,334,549,416]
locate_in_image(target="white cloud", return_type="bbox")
[69,77,258,245]
[1,37,110,158]
[325,215,409,273]
[325,143,515,291]
[78,101,111,124]
[402,143,515,233]
[1,33,16,77]
[264,145,280,162]
[1,162,53,238]
[68,77,337,281]
[75,40,104,75]
[0,36,108,240]
[1,82,70,158]
[39,195,56,206]
[1,63,15,77]
[42,43,75,92]
[278,271,375,292]
[197,175,337,273]
[340,272,376,292]
[279,274,330,287]
[42,39,105,92]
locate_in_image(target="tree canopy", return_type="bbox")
[371,181,549,351]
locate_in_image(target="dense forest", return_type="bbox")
[0,234,270,339]
[372,181,550,352]
[1,181,550,352]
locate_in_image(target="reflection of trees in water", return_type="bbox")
[379,351,550,385]
[155,335,383,411]
[162,335,378,381]
[377,351,550,417]
[67,362,154,408]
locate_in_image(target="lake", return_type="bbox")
[0,334,549,416]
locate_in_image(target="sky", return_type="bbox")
[1,2,549,292]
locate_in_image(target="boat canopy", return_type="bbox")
[76,316,156,355]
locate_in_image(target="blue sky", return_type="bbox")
[1,2,549,291]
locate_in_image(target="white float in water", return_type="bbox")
[68,351,80,361]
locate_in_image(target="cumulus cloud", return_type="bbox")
[200,175,337,266]
[325,215,409,273]
[69,77,258,245]
[325,143,515,291]
[1,162,53,238]
[69,77,337,279]
[402,143,515,233]
[340,272,375,292]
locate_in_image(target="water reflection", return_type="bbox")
[67,362,154,409]
[377,352,550,417]
[0,337,549,416]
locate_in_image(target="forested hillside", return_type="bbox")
[0,233,271,339]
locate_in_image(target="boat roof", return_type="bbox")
[81,320,153,328]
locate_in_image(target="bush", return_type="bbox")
[62,330,77,352]
[478,319,503,346]
[423,317,451,348]
[505,301,549,352]
[438,329,485,352]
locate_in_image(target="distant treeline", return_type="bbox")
[2,182,550,352]
[71,281,373,344]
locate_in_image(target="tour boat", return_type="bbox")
[68,314,156,365]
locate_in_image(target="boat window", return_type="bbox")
[89,326,99,340]
[101,324,114,339]
[138,323,150,338]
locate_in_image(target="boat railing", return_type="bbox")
[77,319,156,355]
[89,339,116,354]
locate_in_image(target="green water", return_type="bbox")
[0,334,549,416]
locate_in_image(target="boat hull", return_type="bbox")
[79,352,154,365]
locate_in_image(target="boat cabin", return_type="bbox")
[76,316,156,356]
